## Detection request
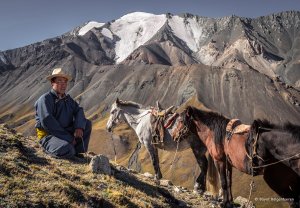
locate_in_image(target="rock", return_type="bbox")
[89,154,112,175]
[178,200,187,207]
[173,186,181,193]
[115,165,128,172]
[159,179,173,186]
[97,182,108,190]
[128,168,138,174]
[234,196,253,208]
[143,172,153,178]
[218,188,223,198]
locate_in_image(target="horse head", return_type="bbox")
[172,106,194,141]
[106,98,125,132]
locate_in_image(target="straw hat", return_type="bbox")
[46,68,72,81]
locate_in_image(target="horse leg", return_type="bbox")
[215,160,233,208]
[144,141,162,180]
[190,143,207,194]
[226,162,233,203]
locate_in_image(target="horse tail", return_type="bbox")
[128,141,142,172]
[206,153,219,197]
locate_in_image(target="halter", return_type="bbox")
[174,114,192,142]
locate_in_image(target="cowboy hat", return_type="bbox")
[46,68,72,81]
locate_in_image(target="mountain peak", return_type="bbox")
[120,11,158,19]
[78,21,105,36]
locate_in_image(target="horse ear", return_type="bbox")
[156,101,162,110]
[116,98,120,105]
[186,106,192,117]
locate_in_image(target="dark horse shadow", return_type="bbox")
[112,166,186,207]
[173,106,300,208]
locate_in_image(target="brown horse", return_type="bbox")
[173,106,300,208]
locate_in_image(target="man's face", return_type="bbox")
[51,77,68,95]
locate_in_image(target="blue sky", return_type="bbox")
[0,0,299,51]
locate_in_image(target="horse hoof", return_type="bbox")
[154,173,162,181]
[193,189,205,195]
[154,175,162,181]
[220,202,233,208]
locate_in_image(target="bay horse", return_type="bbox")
[172,106,300,208]
[106,98,218,194]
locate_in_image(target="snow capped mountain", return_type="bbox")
[168,15,207,52]
[109,12,167,62]
[75,12,212,63]
[78,21,105,36]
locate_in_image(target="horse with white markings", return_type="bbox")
[106,98,218,193]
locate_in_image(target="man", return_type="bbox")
[35,68,92,159]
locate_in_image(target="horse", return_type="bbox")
[106,98,218,194]
[172,106,300,208]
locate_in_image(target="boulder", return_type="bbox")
[90,154,112,175]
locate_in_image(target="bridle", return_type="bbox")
[174,113,192,142]
[109,107,151,131]
[108,108,123,131]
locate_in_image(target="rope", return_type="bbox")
[110,131,117,163]
[245,172,255,208]
[127,110,151,125]
[80,137,89,164]
[169,141,179,171]
[252,152,300,169]
[128,142,142,171]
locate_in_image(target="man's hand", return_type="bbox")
[74,128,84,139]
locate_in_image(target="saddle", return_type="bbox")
[226,119,250,140]
[151,102,177,144]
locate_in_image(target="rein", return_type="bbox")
[166,139,180,175]
[252,152,300,169]
[174,115,193,142]
[174,124,189,142]
[109,131,117,163]
[126,110,151,125]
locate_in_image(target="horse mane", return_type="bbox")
[249,119,300,144]
[188,106,230,145]
[283,123,300,139]
[118,100,143,109]
[250,119,276,129]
